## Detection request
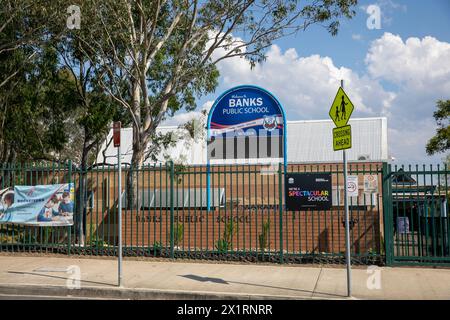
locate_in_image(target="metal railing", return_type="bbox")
[0,161,387,265]
[383,163,450,266]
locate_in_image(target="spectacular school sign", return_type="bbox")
[207,85,287,165]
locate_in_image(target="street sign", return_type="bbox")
[113,121,121,147]
[364,174,379,193]
[333,125,352,151]
[285,173,332,211]
[329,87,354,128]
[347,175,359,197]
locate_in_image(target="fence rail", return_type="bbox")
[0,161,389,265]
[383,163,450,266]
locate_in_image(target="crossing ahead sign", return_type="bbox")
[329,87,354,128]
[333,125,352,151]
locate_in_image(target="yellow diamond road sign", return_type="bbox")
[329,87,354,128]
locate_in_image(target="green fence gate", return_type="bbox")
[383,163,450,266]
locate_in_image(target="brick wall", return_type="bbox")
[85,162,384,255]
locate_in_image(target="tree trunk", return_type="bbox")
[75,134,92,246]
[126,130,145,209]
[126,77,145,209]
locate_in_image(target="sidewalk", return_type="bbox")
[0,254,449,300]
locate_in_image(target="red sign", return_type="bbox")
[113,122,121,147]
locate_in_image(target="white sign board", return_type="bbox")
[347,175,359,197]
[364,175,378,193]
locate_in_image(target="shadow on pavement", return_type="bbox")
[7,271,115,287]
[179,274,229,284]
[178,274,346,298]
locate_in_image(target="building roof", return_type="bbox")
[96,117,388,165]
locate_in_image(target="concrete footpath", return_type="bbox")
[0,254,449,300]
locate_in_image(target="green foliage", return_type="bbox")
[152,241,163,253]
[174,223,184,247]
[215,220,238,253]
[258,220,270,252]
[0,1,127,166]
[90,239,108,248]
[0,45,79,162]
[215,238,231,253]
[40,227,54,244]
[426,100,450,156]
[0,227,36,244]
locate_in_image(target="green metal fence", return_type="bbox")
[383,163,450,266]
[0,161,387,265]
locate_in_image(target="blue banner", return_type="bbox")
[0,183,75,226]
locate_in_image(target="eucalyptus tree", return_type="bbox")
[74,0,358,206]
[0,0,68,88]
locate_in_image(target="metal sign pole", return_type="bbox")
[341,79,352,297]
[114,122,123,288]
[118,143,123,287]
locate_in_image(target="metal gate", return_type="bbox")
[383,163,450,266]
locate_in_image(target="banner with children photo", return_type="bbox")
[0,183,74,226]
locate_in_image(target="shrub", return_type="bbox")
[258,220,270,252]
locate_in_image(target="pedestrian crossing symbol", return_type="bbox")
[329,87,354,128]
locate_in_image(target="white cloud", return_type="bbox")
[162,100,213,126]
[167,32,449,164]
[352,34,362,41]
[364,33,450,163]
[215,45,395,120]
[366,33,450,92]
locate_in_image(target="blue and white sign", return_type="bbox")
[207,85,287,163]
[0,183,75,226]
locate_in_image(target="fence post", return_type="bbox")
[169,161,174,259]
[382,162,393,265]
[67,160,72,256]
[278,162,284,264]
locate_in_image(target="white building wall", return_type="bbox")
[96,117,388,165]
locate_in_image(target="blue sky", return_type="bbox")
[166,0,450,165]
[278,0,450,73]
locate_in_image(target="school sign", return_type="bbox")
[207,85,287,165]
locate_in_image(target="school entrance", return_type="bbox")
[383,164,450,266]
